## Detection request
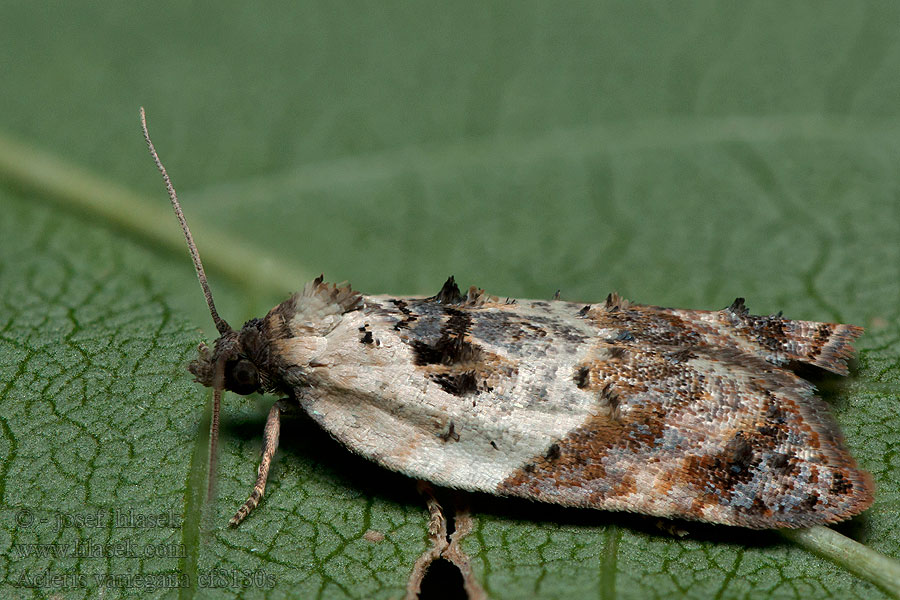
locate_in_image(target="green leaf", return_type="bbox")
[1,2,899,599]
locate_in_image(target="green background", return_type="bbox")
[1,2,898,598]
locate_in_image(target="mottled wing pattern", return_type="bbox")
[498,296,872,528]
[621,295,862,375]
[275,278,871,528]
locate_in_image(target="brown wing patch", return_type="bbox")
[498,334,873,528]
[586,296,862,375]
[718,299,863,375]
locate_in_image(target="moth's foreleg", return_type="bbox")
[229,399,288,527]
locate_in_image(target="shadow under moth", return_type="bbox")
[140,108,872,530]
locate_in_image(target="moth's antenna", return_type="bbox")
[140,107,232,335]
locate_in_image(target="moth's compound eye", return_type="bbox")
[226,359,259,395]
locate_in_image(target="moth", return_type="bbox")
[141,109,873,529]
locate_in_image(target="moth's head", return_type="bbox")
[188,320,270,396]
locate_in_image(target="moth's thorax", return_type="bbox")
[187,277,366,396]
[188,318,281,395]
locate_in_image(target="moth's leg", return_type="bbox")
[229,399,290,527]
[416,480,448,542]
